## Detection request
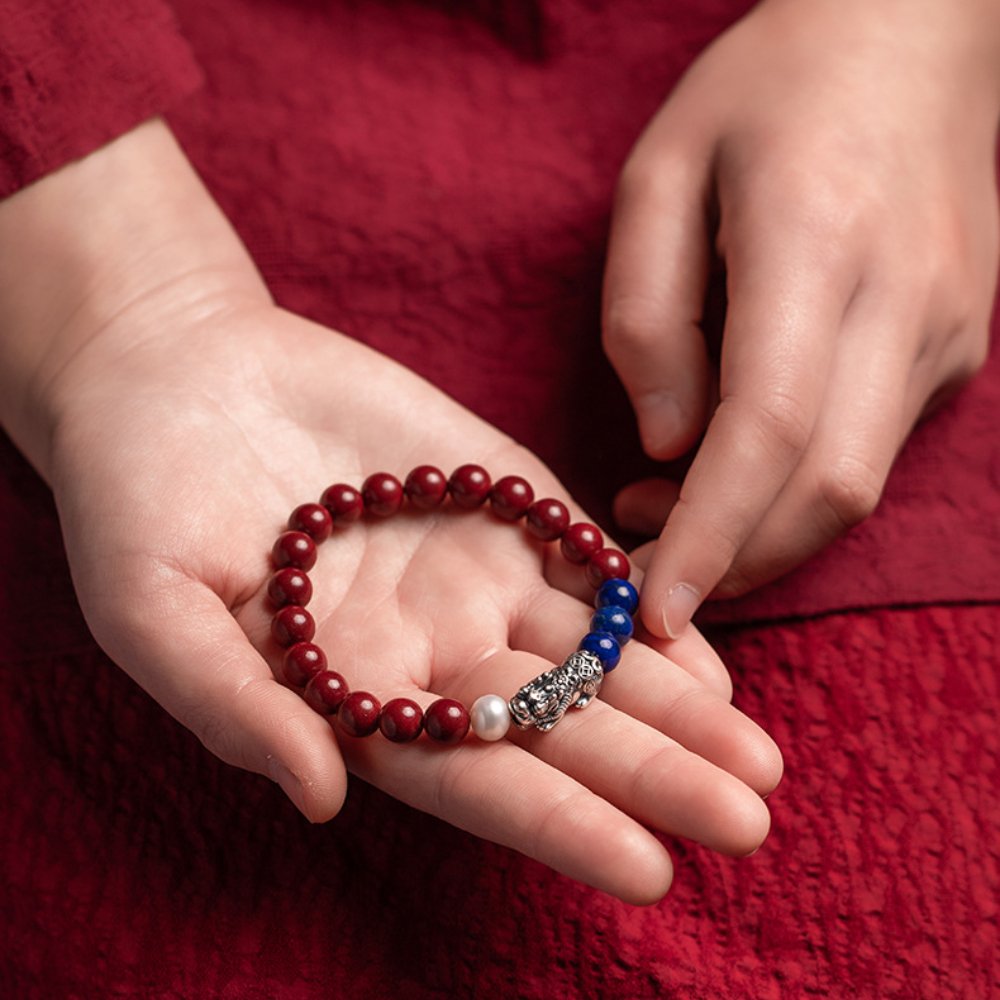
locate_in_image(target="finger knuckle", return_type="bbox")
[818,458,883,530]
[602,294,665,359]
[739,392,813,458]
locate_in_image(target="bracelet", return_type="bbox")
[266,464,639,745]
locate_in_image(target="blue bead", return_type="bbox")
[595,578,639,616]
[578,631,622,671]
[590,605,633,645]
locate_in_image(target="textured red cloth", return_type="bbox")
[1,0,998,995]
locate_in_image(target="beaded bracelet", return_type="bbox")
[267,464,639,745]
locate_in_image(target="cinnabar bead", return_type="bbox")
[560,522,604,565]
[289,503,332,542]
[267,568,313,608]
[362,472,404,517]
[272,530,317,571]
[379,698,425,742]
[304,670,349,715]
[585,548,631,589]
[283,642,328,687]
[424,699,470,744]
[338,691,382,737]
[448,464,492,509]
[525,498,570,541]
[320,483,364,524]
[489,475,535,521]
[404,465,448,509]
[271,606,315,647]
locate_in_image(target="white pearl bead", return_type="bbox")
[470,694,511,742]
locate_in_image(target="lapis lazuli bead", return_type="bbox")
[595,578,639,616]
[579,631,622,671]
[590,605,633,645]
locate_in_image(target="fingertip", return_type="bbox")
[634,390,703,460]
[714,781,773,858]
[607,828,674,905]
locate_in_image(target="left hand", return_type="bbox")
[602,0,1000,637]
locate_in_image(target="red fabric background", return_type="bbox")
[1,0,998,995]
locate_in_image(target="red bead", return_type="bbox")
[404,465,448,509]
[289,502,332,542]
[424,699,470,744]
[585,548,632,589]
[379,698,425,743]
[283,642,328,687]
[362,472,404,517]
[267,568,313,608]
[489,475,535,521]
[271,606,315,647]
[320,483,364,525]
[338,691,382,737]
[525,498,570,541]
[304,670,349,715]
[448,464,492,509]
[560,522,604,565]
[272,531,317,571]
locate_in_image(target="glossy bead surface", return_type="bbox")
[283,642,328,687]
[271,606,315,647]
[579,630,622,671]
[585,548,631,589]
[338,691,382,737]
[404,465,448,509]
[288,502,333,542]
[590,605,634,645]
[448,464,492,509]
[272,531,317,571]
[362,472,404,517]
[560,522,604,565]
[267,568,313,608]
[489,475,535,521]
[525,498,570,541]
[424,698,471,744]
[379,698,425,742]
[595,578,639,615]
[470,694,511,742]
[320,483,364,524]
[303,670,349,714]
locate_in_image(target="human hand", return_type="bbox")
[0,121,781,904]
[603,0,1000,637]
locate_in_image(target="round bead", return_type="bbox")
[338,691,382,737]
[448,464,492,509]
[361,472,404,517]
[595,578,640,616]
[267,568,313,608]
[525,498,570,541]
[590,605,634,645]
[272,531,317,571]
[288,502,333,542]
[320,483,364,525]
[424,699,471,744]
[489,475,535,521]
[270,606,316,647]
[470,694,512,742]
[303,670,349,714]
[283,642,328,687]
[585,548,631,589]
[404,465,448,509]
[578,630,622,671]
[560,522,604,565]
[379,698,425,743]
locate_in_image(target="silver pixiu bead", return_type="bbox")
[508,650,604,733]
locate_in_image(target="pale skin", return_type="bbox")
[0,120,779,906]
[605,0,1000,638]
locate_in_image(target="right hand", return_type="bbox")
[0,120,782,904]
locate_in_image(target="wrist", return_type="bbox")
[0,118,269,482]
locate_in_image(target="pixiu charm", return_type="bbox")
[509,650,604,733]
[267,463,640,746]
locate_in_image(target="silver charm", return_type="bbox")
[508,650,604,733]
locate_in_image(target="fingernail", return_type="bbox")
[267,757,308,817]
[635,391,685,456]
[662,582,701,639]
